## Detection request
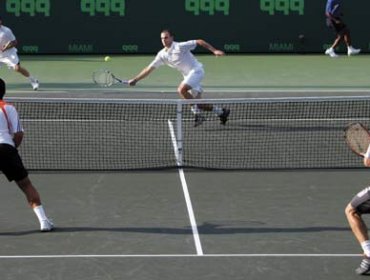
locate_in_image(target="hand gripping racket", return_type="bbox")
[92,69,128,87]
[344,123,370,157]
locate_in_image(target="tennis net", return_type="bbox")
[6,96,370,171]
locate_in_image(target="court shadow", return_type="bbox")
[0,223,351,236]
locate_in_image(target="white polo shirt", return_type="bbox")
[0,102,23,147]
[149,40,203,76]
[0,25,17,58]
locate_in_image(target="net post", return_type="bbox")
[176,101,183,166]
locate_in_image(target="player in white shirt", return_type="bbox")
[128,29,230,127]
[344,144,370,275]
[0,16,39,90]
[0,78,53,231]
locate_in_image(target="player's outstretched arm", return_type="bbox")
[128,66,156,86]
[196,39,225,56]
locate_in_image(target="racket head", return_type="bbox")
[92,69,114,87]
[344,122,370,157]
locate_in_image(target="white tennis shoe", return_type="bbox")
[31,79,39,91]
[348,47,361,56]
[325,48,339,58]
[194,114,205,127]
[40,219,54,232]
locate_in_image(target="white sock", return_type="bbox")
[361,240,370,257]
[33,205,48,222]
[213,106,223,116]
[191,105,201,115]
[28,76,37,83]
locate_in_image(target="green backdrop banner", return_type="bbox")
[1,0,368,54]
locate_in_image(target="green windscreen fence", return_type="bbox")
[1,0,368,54]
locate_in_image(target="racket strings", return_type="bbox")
[346,124,370,155]
[93,70,114,87]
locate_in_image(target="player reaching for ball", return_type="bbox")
[0,16,39,90]
[127,29,230,127]
[324,0,361,58]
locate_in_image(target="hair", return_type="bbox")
[161,29,174,37]
[0,78,6,99]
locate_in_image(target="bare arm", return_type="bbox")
[13,131,23,148]
[196,39,225,56]
[128,66,156,86]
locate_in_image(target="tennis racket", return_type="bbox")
[1,41,12,52]
[344,123,370,157]
[92,69,128,87]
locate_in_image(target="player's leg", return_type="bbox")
[325,34,341,57]
[4,146,54,232]
[16,176,42,208]
[325,19,346,58]
[178,82,206,127]
[16,177,54,232]
[2,50,39,90]
[14,63,39,90]
[342,29,361,56]
[345,204,369,244]
[180,69,230,125]
[345,187,370,274]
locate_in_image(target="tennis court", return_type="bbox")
[0,55,370,279]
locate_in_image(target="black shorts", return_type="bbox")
[0,144,28,182]
[326,17,347,35]
[350,187,370,215]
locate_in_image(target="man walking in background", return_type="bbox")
[325,0,361,58]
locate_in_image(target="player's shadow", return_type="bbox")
[0,222,351,236]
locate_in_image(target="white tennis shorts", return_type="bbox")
[0,48,20,69]
[182,67,204,93]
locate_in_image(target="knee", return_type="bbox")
[177,86,193,99]
[177,85,187,95]
[345,203,357,217]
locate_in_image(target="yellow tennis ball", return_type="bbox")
[104,56,111,62]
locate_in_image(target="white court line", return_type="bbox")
[20,117,370,122]
[7,87,370,94]
[0,254,361,259]
[168,120,203,256]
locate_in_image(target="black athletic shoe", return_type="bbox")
[219,108,230,125]
[194,114,205,127]
[356,258,370,275]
